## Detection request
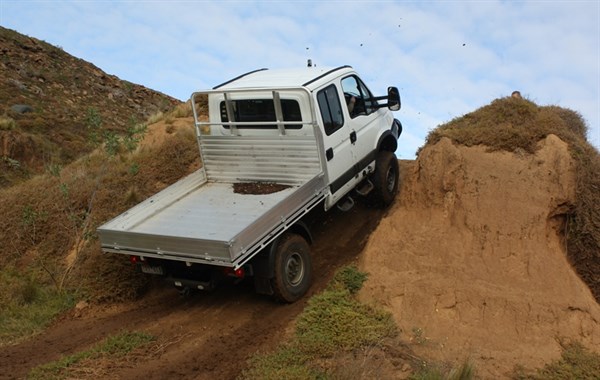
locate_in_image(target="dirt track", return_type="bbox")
[0,198,385,379]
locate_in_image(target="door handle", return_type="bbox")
[350,131,357,144]
[326,148,334,161]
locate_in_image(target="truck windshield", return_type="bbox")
[220,99,302,129]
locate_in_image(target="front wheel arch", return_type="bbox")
[377,129,398,153]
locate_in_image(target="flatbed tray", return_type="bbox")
[98,170,326,267]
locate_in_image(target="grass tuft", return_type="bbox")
[28,330,154,379]
[295,288,396,357]
[514,342,600,380]
[146,111,164,125]
[422,97,594,156]
[0,116,17,130]
[173,102,194,118]
[0,268,75,346]
[329,265,368,294]
[242,346,318,380]
[410,360,475,380]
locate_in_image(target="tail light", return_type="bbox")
[234,267,245,278]
[223,267,245,279]
[129,256,146,265]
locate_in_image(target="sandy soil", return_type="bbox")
[359,136,600,378]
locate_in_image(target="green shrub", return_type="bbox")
[241,266,396,379]
[330,265,368,294]
[295,288,396,357]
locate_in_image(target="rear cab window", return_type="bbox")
[219,99,302,129]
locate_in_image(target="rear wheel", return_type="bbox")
[371,151,400,207]
[271,233,312,303]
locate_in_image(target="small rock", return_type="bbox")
[8,79,27,91]
[10,104,33,114]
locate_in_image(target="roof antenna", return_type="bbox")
[307,59,313,67]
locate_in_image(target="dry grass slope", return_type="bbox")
[0,110,199,305]
[423,96,600,302]
[0,26,181,187]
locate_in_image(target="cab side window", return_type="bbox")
[341,76,377,118]
[317,84,344,136]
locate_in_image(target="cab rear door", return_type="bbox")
[315,83,358,205]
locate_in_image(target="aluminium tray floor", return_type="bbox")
[124,182,298,242]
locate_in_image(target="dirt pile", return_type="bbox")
[423,96,600,303]
[0,26,180,187]
[359,136,600,378]
[233,182,291,195]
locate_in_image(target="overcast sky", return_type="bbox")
[1,0,599,158]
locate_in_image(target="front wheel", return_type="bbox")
[371,151,400,207]
[271,233,312,303]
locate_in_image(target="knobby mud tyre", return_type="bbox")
[372,150,400,207]
[271,233,312,303]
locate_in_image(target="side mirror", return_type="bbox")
[387,86,401,111]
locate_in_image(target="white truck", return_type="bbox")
[98,64,402,302]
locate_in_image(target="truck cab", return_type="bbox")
[194,65,402,211]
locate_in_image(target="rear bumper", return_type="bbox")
[169,276,216,291]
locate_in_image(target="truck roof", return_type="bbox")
[213,65,353,91]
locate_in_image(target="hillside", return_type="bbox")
[0,26,180,187]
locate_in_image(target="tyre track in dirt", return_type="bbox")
[0,194,388,380]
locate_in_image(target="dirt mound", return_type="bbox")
[424,97,600,303]
[0,26,180,187]
[359,136,600,378]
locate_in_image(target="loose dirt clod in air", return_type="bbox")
[233,182,290,195]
